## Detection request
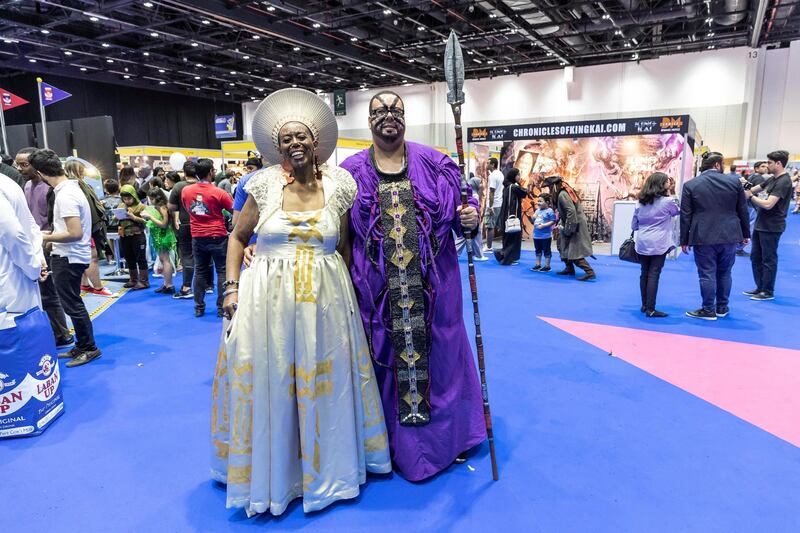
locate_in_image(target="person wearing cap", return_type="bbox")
[212,88,390,516]
[544,175,596,281]
[340,90,487,482]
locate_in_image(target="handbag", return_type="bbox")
[504,185,522,234]
[618,231,640,263]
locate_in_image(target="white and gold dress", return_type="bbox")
[210,164,390,516]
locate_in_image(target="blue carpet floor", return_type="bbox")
[4,219,800,532]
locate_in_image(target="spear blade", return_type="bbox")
[444,30,465,106]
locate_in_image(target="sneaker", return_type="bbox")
[511,261,519,265]
[530,266,542,272]
[55,335,75,350]
[473,256,489,262]
[58,346,80,359]
[154,285,176,294]
[539,266,551,272]
[735,250,750,257]
[152,272,164,279]
[80,284,93,292]
[646,310,669,318]
[716,307,730,317]
[205,287,214,294]
[750,291,775,301]
[686,308,717,321]
[89,287,117,298]
[65,348,102,368]
[742,288,760,296]
[577,273,596,281]
[173,289,194,299]
[195,308,205,317]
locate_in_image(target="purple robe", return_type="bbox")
[342,142,487,481]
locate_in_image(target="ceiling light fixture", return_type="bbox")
[252,35,260,39]
[243,55,250,59]
[150,32,159,37]
[418,26,424,31]
[325,56,331,61]
[225,91,230,95]
[267,6,276,11]
[229,82,235,86]
[124,75,130,79]
[350,37,358,42]
[102,43,110,47]
[29,58,37,63]
[431,66,437,71]
[313,23,321,28]
[41,29,50,34]
[309,72,315,76]
[143,2,153,7]
[355,65,362,69]
[194,76,200,80]
[196,63,203,67]
[380,48,386,52]
[383,9,392,15]
[202,20,211,25]
[293,46,300,51]
[191,42,199,47]
[159,81,166,85]
[143,52,150,56]
[230,70,237,74]
[64,51,73,55]
[489,13,497,18]
[195,87,200,90]
[107,59,114,63]
[276,63,283,67]
[90,16,99,22]
[80,67,87,71]
[708,32,715,37]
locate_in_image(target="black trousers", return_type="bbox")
[192,236,227,311]
[50,256,96,352]
[751,230,782,294]
[534,237,553,257]
[39,251,70,341]
[120,232,148,274]
[177,224,194,290]
[639,252,667,312]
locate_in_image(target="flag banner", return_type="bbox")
[39,81,71,107]
[0,89,28,111]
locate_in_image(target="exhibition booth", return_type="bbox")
[467,115,701,244]
[117,145,223,172]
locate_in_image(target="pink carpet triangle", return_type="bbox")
[539,316,800,448]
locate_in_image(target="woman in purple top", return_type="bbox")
[631,172,680,317]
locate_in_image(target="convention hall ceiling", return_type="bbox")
[0,0,796,102]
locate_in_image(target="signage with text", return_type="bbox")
[467,115,691,142]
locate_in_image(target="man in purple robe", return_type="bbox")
[341,91,487,481]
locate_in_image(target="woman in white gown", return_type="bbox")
[210,88,390,516]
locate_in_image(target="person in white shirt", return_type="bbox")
[0,174,46,330]
[484,157,504,252]
[31,149,101,367]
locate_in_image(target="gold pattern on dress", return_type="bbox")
[227,465,252,484]
[389,249,413,269]
[233,362,252,376]
[294,245,316,303]
[212,438,228,459]
[231,397,253,449]
[402,391,422,407]
[364,431,389,453]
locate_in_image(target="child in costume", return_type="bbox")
[142,188,177,294]
[119,185,149,290]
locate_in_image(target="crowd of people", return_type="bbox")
[0,147,264,367]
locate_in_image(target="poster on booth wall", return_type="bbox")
[215,115,237,139]
[500,134,686,241]
[0,309,64,439]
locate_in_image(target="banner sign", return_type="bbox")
[39,82,72,107]
[467,115,690,142]
[214,114,236,139]
[333,89,346,117]
[0,89,28,111]
[0,309,64,439]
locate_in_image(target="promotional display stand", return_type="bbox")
[466,115,700,241]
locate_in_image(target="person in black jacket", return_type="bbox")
[494,168,528,265]
[680,151,750,320]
